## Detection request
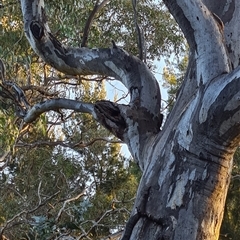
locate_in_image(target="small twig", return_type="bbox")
[78,207,130,240]
[232,174,240,180]
[78,225,93,240]
[115,92,130,103]
[37,181,42,204]
[56,191,85,222]
[78,209,114,239]
[55,230,74,240]
[72,137,123,148]
[106,80,128,98]
[0,58,6,81]
[6,186,25,202]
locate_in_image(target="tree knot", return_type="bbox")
[30,21,44,40]
[95,100,126,140]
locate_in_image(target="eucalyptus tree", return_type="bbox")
[3,0,240,239]
[0,0,182,239]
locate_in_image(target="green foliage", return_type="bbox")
[220,148,240,240]
[45,0,184,61]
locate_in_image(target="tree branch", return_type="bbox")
[23,98,95,123]
[15,138,123,149]
[0,58,6,81]
[19,0,163,170]
[132,0,145,62]
[22,84,58,97]
[163,0,231,82]
[78,208,128,240]
[56,191,85,222]
[20,0,161,117]
[81,0,110,47]
[202,0,240,68]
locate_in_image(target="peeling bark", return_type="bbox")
[18,0,240,239]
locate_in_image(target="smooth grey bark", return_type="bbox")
[19,0,240,239]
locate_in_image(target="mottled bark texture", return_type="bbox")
[20,0,240,239]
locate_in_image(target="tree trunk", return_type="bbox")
[19,0,240,239]
[122,1,240,239]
